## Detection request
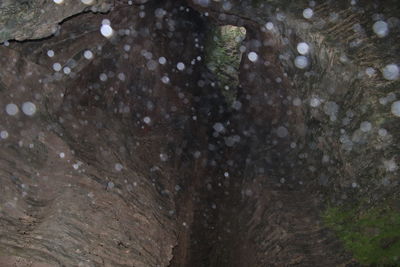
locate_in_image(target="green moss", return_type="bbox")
[323,203,400,265]
[204,25,246,104]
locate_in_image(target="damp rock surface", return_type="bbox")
[0,0,112,42]
[0,0,399,266]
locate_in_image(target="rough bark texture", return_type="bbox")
[0,0,399,266]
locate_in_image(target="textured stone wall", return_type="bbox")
[0,0,399,266]
[186,0,399,266]
[0,0,113,42]
[0,1,213,266]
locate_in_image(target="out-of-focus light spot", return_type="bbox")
[391,101,400,117]
[53,63,62,72]
[160,153,168,162]
[294,56,309,69]
[297,42,309,55]
[378,128,388,137]
[161,76,170,84]
[118,73,126,81]
[365,67,376,77]
[107,181,115,189]
[293,98,302,106]
[360,121,372,132]
[143,116,151,124]
[0,130,9,139]
[101,19,111,25]
[373,20,389,38]
[382,64,399,80]
[100,24,114,38]
[303,8,313,19]
[177,62,185,71]
[22,102,37,116]
[81,0,95,5]
[83,50,93,60]
[6,103,19,116]
[53,0,64,4]
[47,50,55,58]
[194,0,210,7]
[276,12,286,21]
[146,60,157,70]
[276,126,288,138]
[155,8,166,18]
[63,67,71,74]
[248,52,258,62]
[213,122,224,133]
[99,73,108,82]
[265,22,274,30]
[159,57,167,65]
[115,163,123,172]
[310,97,321,107]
